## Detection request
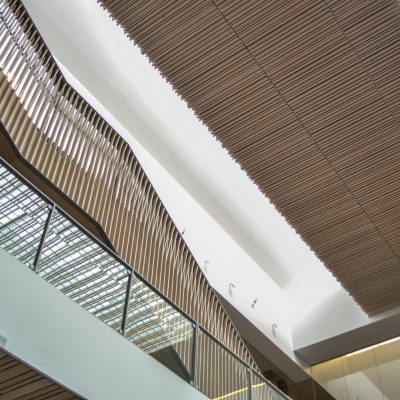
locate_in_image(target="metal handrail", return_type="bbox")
[0,155,290,400]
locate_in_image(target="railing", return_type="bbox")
[0,156,289,400]
[0,0,255,367]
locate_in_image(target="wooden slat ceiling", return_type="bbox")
[0,349,82,400]
[98,0,400,315]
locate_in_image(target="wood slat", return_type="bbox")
[98,0,400,314]
[0,350,81,400]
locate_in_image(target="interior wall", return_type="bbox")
[292,288,369,350]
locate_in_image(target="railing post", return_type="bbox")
[247,368,253,400]
[191,322,199,388]
[32,203,55,272]
[119,268,133,336]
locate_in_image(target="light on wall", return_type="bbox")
[345,336,400,357]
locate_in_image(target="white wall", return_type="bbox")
[293,288,369,349]
[293,287,400,361]
[0,248,207,400]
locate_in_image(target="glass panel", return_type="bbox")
[196,329,248,400]
[251,371,287,400]
[311,358,347,400]
[0,165,48,267]
[124,277,193,383]
[342,349,384,400]
[312,380,337,400]
[374,338,400,400]
[38,209,128,331]
[244,339,323,400]
[312,337,400,400]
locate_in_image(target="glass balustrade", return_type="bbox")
[196,329,249,400]
[252,372,289,400]
[0,167,48,268]
[0,158,289,400]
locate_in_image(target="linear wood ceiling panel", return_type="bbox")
[99,0,400,314]
[0,349,82,399]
